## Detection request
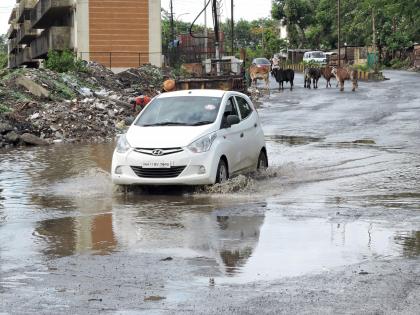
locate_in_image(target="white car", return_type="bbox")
[303,51,327,64]
[112,89,268,186]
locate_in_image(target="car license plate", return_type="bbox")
[141,161,173,168]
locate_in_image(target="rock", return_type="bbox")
[50,124,60,132]
[30,113,40,120]
[5,131,20,143]
[16,76,50,99]
[20,133,49,146]
[95,103,106,110]
[0,122,13,134]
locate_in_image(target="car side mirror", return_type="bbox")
[124,117,135,125]
[226,115,240,127]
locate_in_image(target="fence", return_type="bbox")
[78,52,162,69]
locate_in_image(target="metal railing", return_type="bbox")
[78,52,163,69]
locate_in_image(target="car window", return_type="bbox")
[135,96,222,126]
[235,96,253,120]
[221,97,239,128]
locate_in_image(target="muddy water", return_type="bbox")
[1,71,420,293]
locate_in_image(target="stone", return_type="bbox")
[20,133,48,146]
[0,122,13,134]
[16,76,50,99]
[5,131,19,143]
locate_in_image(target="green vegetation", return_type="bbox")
[0,35,7,69]
[44,50,87,73]
[272,0,419,65]
[0,104,11,114]
[389,58,411,69]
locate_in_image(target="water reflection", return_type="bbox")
[394,231,420,257]
[34,213,117,257]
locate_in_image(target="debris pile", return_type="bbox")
[0,63,165,149]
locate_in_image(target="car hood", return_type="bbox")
[126,124,216,148]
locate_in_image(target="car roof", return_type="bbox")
[253,57,270,62]
[157,89,226,98]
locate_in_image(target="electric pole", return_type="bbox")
[169,0,175,66]
[231,0,234,56]
[337,0,341,67]
[204,0,208,59]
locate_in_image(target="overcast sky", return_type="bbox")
[0,0,273,35]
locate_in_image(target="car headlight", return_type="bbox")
[116,134,131,153]
[187,133,217,153]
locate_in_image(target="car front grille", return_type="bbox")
[133,147,184,156]
[131,166,186,178]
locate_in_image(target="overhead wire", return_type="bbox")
[189,0,212,39]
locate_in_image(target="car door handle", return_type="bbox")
[240,133,244,138]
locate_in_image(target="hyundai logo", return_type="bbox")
[152,149,164,156]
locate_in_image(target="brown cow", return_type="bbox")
[249,64,270,93]
[181,63,203,77]
[321,66,335,88]
[331,67,358,92]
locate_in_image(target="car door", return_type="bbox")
[235,95,260,169]
[218,96,245,174]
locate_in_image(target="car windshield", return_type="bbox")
[311,52,325,58]
[135,96,222,127]
[254,58,270,65]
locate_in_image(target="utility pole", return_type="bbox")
[204,0,208,60]
[213,0,221,74]
[337,0,341,67]
[169,0,175,66]
[231,0,234,56]
[372,8,378,72]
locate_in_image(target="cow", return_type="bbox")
[304,67,321,89]
[320,66,336,88]
[331,67,358,92]
[249,64,270,92]
[272,68,294,91]
[180,63,203,77]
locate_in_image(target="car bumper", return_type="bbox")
[111,148,218,186]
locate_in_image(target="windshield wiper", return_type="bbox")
[190,121,214,126]
[142,122,189,126]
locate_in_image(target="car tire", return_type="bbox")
[216,159,229,184]
[257,150,268,170]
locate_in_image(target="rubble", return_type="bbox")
[0,62,165,150]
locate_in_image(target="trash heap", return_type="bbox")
[0,63,164,149]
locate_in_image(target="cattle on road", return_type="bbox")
[249,64,270,92]
[304,68,321,89]
[321,66,336,88]
[332,67,358,92]
[272,68,295,91]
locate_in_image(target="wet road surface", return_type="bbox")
[1,70,420,313]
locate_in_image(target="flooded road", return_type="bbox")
[1,70,420,313]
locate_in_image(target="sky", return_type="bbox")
[0,0,273,35]
[0,0,15,35]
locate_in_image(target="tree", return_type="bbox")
[0,35,7,69]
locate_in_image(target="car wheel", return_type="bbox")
[257,150,268,170]
[216,159,229,184]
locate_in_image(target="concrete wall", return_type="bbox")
[75,0,90,61]
[149,0,162,67]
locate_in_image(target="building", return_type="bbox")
[7,0,161,71]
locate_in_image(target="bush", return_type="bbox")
[44,50,87,73]
[389,58,410,69]
[301,60,322,68]
[0,104,11,114]
[354,63,371,72]
[0,52,7,69]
